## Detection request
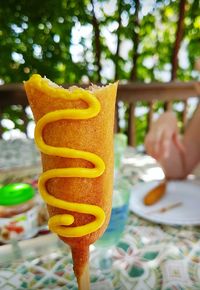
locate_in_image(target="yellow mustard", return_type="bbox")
[33,75,106,237]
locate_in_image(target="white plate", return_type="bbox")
[129,180,200,226]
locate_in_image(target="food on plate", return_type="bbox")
[24,74,117,289]
[143,181,166,206]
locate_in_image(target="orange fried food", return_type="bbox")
[143,181,166,206]
[24,74,117,289]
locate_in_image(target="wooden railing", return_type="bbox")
[0,81,200,146]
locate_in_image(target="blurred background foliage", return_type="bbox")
[0,0,200,143]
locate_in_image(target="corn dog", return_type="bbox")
[143,181,166,206]
[24,74,117,289]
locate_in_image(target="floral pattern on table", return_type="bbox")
[1,213,200,289]
[1,140,200,289]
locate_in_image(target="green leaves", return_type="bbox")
[0,0,199,142]
[0,0,198,84]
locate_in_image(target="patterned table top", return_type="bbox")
[0,139,200,290]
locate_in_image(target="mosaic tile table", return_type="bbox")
[1,215,200,290]
[0,139,200,290]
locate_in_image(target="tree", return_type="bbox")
[130,0,140,81]
[91,0,102,82]
[171,0,186,81]
[0,0,200,143]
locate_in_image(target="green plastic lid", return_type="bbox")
[0,183,35,206]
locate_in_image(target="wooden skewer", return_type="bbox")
[77,262,90,290]
[147,201,183,215]
[71,245,90,290]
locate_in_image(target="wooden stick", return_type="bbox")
[77,262,90,290]
[148,201,183,215]
[71,245,90,290]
